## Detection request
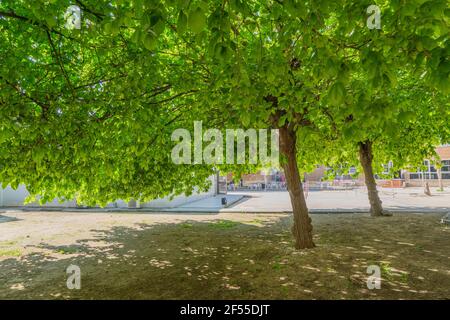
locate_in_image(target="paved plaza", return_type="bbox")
[1,187,448,214]
[169,187,450,213]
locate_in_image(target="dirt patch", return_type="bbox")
[0,211,449,299]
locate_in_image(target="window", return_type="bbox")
[442,160,450,173]
[409,159,450,179]
[382,161,393,175]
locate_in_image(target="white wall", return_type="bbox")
[0,185,77,207]
[0,175,217,208]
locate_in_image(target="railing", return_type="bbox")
[228,182,287,191]
[227,180,363,191]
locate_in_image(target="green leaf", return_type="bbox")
[188,7,206,34]
[45,16,57,28]
[329,82,346,105]
[177,10,187,34]
[143,32,157,50]
[241,113,250,126]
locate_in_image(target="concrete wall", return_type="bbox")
[0,185,77,207]
[0,175,217,208]
[404,179,450,187]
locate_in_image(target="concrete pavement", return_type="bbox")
[221,188,450,213]
[2,187,448,214]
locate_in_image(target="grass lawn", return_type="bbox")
[0,212,449,299]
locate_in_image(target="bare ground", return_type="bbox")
[0,211,449,299]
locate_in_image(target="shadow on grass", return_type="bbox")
[0,215,21,223]
[0,214,449,299]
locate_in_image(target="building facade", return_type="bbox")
[402,145,450,187]
[232,145,450,189]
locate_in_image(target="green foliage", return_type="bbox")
[0,0,448,205]
[0,248,22,257]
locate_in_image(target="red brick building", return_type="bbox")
[229,145,450,189]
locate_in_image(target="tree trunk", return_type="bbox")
[424,181,431,196]
[358,141,384,216]
[279,126,315,249]
[437,168,444,191]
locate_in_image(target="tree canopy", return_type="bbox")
[0,0,448,247]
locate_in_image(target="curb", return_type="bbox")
[1,207,448,215]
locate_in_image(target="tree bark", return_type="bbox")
[358,141,384,216]
[437,168,444,191]
[424,181,432,196]
[279,126,315,249]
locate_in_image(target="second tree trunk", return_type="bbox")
[358,141,384,216]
